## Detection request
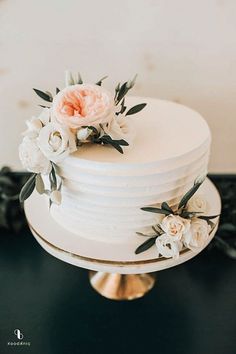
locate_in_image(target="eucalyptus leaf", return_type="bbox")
[135,237,157,254]
[136,232,157,238]
[96,75,108,86]
[125,103,147,116]
[126,74,137,89]
[77,72,83,84]
[114,139,129,146]
[116,82,128,104]
[39,105,50,109]
[114,82,120,101]
[109,143,123,154]
[45,91,53,100]
[49,167,57,191]
[152,225,163,234]
[141,207,171,215]
[33,88,53,102]
[178,181,203,209]
[19,173,37,202]
[116,98,127,115]
[99,135,126,154]
[199,215,219,220]
[161,202,173,213]
[35,174,45,194]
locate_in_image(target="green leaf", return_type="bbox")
[198,215,220,221]
[82,126,99,135]
[115,75,138,105]
[136,232,157,238]
[99,135,127,154]
[116,98,127,115]
[180,211,202,218]
[35,174,45,194]
[141,207,172,215]
[109,143,124,154]
[77,72,83,84]
[152,225,163,234]
[125,103,147,116]
[178,181,203,209]
[56,87,60,94]
[96,75,108,86]
[114,82,120,101]
[161,202,173,213]
[126,74,138,89]
[135,237,157,254]
[19,173,37,202]
[33,88,53,102]
[113,139,129,146]
[39,104,50,109]
[49,166,57,191]
[116,82,128,104]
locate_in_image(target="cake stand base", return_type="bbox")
[89,271,156,300]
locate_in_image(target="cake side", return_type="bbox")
[50,97,211,244]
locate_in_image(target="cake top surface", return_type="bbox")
[67,97,211,165]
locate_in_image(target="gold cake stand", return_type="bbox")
[24,178,221,300]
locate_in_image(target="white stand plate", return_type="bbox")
[24,178,221,274]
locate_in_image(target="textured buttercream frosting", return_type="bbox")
[50,97,211,244]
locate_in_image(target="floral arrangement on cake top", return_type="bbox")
[136,176,219,259]
[19,71,146,203]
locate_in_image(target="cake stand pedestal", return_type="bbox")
[24,178,221,300]
[89,272,156,300]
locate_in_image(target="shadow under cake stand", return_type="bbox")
[24,178,221,300]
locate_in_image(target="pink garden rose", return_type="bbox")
[52,84,113,129]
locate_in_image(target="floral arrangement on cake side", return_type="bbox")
[135,176,219,259]
[19,71,146,204]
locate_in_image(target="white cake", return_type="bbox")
[50,96,211,244]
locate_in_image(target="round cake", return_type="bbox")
[50,96,211,243]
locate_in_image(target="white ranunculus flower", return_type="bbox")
[38,107,51,125]
[102,114,134,144]
[183,218,210,251]
[187,195,208,213]
[23,108,52,138]
[38,122,77,163]
[19,136,51,174]
[26,117,43,132]
[156,234,183,259]
[77,127,93,142]
[161,214,191,241]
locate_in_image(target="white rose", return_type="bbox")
[77,127,93,142]
[38,122,77,163]
[23,108,51,138]
[156,234,183,259]
[161,214,191,241]
[19,136,51,174]
[101,114,134,144]
[183,218,210,251]
[187,195,208,213]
